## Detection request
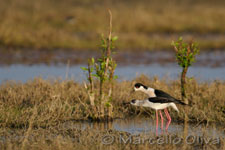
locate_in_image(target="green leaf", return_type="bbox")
[171,41,175,45]
[179,36,183,41]
[80,67,88,71]
[105,102,111,107]
[112,36,118,41]
[92,74,99,78]
[98,58,102,62]
[91,57,95,64]
[114,75,118,79]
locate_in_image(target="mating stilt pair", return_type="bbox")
[127,83,187,135]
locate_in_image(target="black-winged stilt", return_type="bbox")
[132,83,187,135]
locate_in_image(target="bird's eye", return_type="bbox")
[135,86,140,88]
[131,99,136,103]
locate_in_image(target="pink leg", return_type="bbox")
[156,110,158,136]
[164,108,171,131]
[159,110,164,133]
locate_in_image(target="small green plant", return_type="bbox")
[81,10,118,119]
[172,37,199,104]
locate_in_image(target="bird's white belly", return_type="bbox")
[143,102,170,110]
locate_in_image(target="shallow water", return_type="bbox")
[0,63,225,83]
[0,118,223,147]
[62,118,224,138]
[1,50,225,83]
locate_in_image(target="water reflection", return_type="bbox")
[62,118,225,137]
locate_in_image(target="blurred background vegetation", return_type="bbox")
[0,0,225,51]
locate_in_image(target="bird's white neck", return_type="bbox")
[144,88,156,97]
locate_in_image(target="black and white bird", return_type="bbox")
[134,83,186,104]
[130,83,187,135]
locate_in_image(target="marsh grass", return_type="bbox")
[0,125,223,150]
[0,0,225,50]
[0,75,224,128]
[0,76,224,149]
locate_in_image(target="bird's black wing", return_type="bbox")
[155,89,187,105]
[155,89,175,99]
[148,97,174,103]
[148,97,187,105]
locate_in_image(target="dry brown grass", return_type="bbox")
[0,75,224,149]
[0,75,224,128]
[0,126,223,150]
[0,0,225,50]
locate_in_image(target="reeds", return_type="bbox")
[0,76,224,128]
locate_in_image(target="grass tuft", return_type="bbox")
[0,76,224,127]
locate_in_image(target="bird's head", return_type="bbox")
[123,99,137,105]
[131,99,136,104]
[134,83,148,92]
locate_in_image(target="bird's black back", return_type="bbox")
[148,97,175,104]
[155,89,175,99]
[151,90,187,105]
